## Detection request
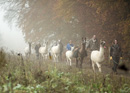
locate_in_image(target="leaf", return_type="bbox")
[52,83,57,89]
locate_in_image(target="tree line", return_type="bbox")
[0,0,130,58]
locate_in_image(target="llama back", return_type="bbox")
[24,47,29,53]
[39,47,47,53]
[51,46,60,54]
[91,51,104,63]
[66,51,73,58]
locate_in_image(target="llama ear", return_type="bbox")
[82,37,84,41]
[85,37,86,42]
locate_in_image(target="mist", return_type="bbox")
[0,9,27,54]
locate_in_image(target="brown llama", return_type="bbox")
[74,37,87,68]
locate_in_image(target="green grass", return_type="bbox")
[0,50,130,93]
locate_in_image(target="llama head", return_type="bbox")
[58,40,61,42]
[81,37,86,47]
[45,41,48,45]
[28,42,32,48]
[71,46,75,51]
[100,40,106,47]
[57,40,62,45]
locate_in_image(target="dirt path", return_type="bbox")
[58,57,130,78]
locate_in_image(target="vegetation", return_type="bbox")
[0,1,130,92]
[0,49,6,71]
[0,50,130,93]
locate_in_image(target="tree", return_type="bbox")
[0,33,2,45]
[0,0,130,54]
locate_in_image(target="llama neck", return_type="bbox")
[71,48,74,52]
[99,46,104,56]
[57,43,60,48]
[29,44,31,54]
[81,44,85,51]
[45,44,48,50]
[82,46,85,50]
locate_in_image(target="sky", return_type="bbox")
[0,9,27,54]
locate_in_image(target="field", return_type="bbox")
[0,50,130,93]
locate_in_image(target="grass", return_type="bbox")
[0,50,130,93]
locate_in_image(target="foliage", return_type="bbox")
[1,65,130,93]
[0,52,130,93]
[0,49,6,71]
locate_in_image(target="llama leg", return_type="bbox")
[89,58,92,67]
[45,54,47,60]
[55,54,58,62]
[52,54,54,62]
[76,58,78,67]
[38,53,40,60]
[69,58,72,66]
[57,54,59,62]
[44,54,46,60]
[92,61,95,72]
[56,54,58,62]
[53,54,56,62]
[55,54,57,62]
[60,52,62,61]
[41,54,44,60]
[96,62,101,72]
[80,58,83,68]
[43,54,45,60]
[66,58,69,65]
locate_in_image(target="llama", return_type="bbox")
[66,46,75,66]
[50,40,62,62]
[75,37,87,68]
[91,40,106,72]
[24,42,32,57]
[39,42,48,60]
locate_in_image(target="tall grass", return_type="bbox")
[0,50,130,93]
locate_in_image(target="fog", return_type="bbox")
[0,10,27,54]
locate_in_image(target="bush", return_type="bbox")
[0,52,130,93]
[0,49,6,71]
